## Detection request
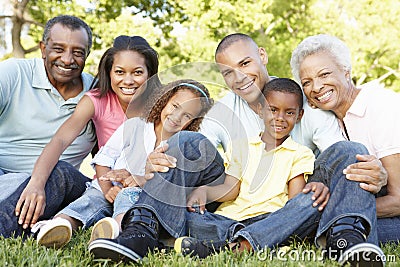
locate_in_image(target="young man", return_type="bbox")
[0,15,95,237]
[200,34,343,154]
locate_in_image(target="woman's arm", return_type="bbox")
[31,95,95,182]
[15,95,95,228]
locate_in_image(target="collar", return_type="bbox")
[31,58,93,99]
[347,80,384,118]
[250,134,298,151]
[32,58,53,90]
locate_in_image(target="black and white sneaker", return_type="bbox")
[89,207,164,263]
[325,216,385,266]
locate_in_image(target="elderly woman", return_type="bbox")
[291,34,400,244]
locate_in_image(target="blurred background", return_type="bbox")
[1,0,399,176]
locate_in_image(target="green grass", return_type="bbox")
[0,229,398,266]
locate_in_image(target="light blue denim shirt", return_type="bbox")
[0,58,95,174]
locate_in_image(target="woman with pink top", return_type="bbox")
[29,35,159,248]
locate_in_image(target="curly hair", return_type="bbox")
[144,79,214,132]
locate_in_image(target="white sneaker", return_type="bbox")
[31,217,72,249]
[89,217,119,243]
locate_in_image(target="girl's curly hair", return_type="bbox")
[144,79,214,132]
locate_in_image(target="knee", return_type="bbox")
[319,141,369,164]
[328,141,368,156]
[167,131,207,148]
[167,131,218,160]
[50,161,84,183]
[54,160,74,171]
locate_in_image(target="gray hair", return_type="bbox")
[290,34,352,83]
[42,15,93,55]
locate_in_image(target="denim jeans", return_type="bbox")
[134,138,378,248]
[132,131,226,237]
[186,141,377,249]
[59,184,113,228]
[61,184,142,228]
[0,161,90,238]
[377,217,400,243]
[0,171,30,201]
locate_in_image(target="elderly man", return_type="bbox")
[0,15,95,237]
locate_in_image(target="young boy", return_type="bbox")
[175,78,316,257]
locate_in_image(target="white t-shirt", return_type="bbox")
[90,117,161,191]
[200,91,344,154]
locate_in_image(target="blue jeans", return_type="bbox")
[134,138,378,248]
[376,185,400,244]
[60,184,142,228]
[132,131,226,237]
[187,141,378,249]
[0,161,90,238]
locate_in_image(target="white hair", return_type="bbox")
[290,34,352,83]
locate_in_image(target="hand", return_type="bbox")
[186,186,207,214]
[302,182,330,211]
[344,154,387,194]
[99,169,153,188]
[104,185,122,203]
[145,144,177,174]
[15,181,46,229]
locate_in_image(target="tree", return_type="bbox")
[1,0,184,58]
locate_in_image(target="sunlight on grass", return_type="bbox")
[0,229,398,266]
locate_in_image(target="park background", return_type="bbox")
[0,0,399,266]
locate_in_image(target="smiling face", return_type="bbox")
[159,89,203,140]
[110,50,149,112]
[299,51,352,117]
[216,39,269,109]
[40,23,89,89]
[259,91,303,149]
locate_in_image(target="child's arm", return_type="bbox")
[95,165,121,203]
[16,96,95,228]
[287,174,307,199]
[187,174,240,213]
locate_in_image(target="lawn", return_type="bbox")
[0,229,398,266]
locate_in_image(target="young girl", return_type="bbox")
[30,35,159,247]
[88,79,214,242]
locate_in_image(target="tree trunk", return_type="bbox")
[11,0,29,58]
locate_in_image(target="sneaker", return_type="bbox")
[338,243,385,267]
[88,224,164,263]
[174,236,227,258]
[325,216,385,266]
[89,217,119,243]
[88,207,164,263]
[31,217,72,249]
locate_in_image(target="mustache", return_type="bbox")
[53,61,79,70]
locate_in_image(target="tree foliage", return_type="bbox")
[2,0,399,91]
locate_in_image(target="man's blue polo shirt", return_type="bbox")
[0,57,95,174]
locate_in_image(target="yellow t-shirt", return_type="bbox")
[215,136,315,221]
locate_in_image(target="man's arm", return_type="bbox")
[375,154,400,217]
